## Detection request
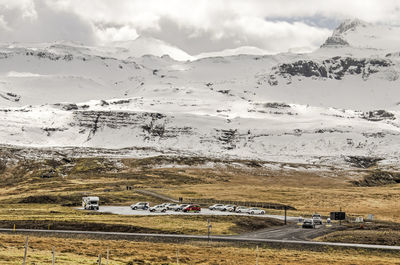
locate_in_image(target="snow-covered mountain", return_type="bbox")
[110,36,194,61]
[1,19,400,167]
[196,46,271,59]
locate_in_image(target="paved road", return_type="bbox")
[1,228,399,251]
[134,189,179,203]
[91,206,299,221]
[239,223,343,241]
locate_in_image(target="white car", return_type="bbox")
[222,205,236,212]
[312,213,323,225]
[149,205,167,212]
[174,204,189,211]
[209,204,225,211]
[235,206,248,213]
[130,202,150,210]
[247,207,265,215]
[165,203,179,210]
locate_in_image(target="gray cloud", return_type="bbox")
[0,0,96,44]
[0,0,400,55]
[140,17,330,54]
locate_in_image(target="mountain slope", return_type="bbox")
[0,20,400,168]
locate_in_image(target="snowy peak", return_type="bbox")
[333,19,368,35]
[110,36,194,61]
[320,19,400,53]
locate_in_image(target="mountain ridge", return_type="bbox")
[0,19,399,168]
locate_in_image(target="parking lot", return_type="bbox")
[88,206,299,221]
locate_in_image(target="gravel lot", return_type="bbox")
[83,206,299,221]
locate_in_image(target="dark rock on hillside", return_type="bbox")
[264,102,290,108]
[345,156,383,168]
[268,57,393,85]
[352,171,400,186]
[361,110,395,121]
[321,36,349,47]
[217,129,239,150]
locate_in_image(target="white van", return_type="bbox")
[82,196,99,210]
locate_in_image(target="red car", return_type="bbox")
[183,204,201,213]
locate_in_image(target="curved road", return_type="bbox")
[239,223,342,241]
[1,228,399,251]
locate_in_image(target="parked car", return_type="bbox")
[222,205,236,212]
[130,202,150,210]
[183,204,201,213]
[312,213,323,225]
[209,204,225,211]
[302,219,316,229]
[247,207,265,215]
[165,203,179,210]
[174,204,189,211]
[235,206,248,213]
[149,204,167,212]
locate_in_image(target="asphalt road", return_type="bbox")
[1,228,399,251]
[239,223,342,241]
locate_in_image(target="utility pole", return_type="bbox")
[176,248,179,265]
[284,206,287,225]
[340,207,342,226]
[98,254,102,265]
[52,247,55,265]
[207,219,211,243]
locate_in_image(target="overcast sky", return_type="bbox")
[0,0,399,55]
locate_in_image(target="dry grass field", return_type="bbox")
[155,166,400,222]
[1,233,399,265]
[1,155,399,222]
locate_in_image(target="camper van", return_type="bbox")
[82,196,99,210]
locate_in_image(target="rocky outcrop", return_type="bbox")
[353,171,400,186]
[333,19,367,35]
[321,36,349,48]
[344,156,383,168]
[361,110,395,121]
[268,56,393,85]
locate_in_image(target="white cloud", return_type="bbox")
[0,0,399,55]
[95,25,139,43]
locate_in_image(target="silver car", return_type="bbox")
[209,204,225,210]
[235,206,248,213]
[149,204,167,212]
[246,207,265,215]
[174,204,189,211]
[222,205,236,212]
[312,213,323,225]
[165,203,179,210]
[130,202,149,210]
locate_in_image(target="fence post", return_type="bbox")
[98,254,102,265]
[256,245,259,265]
[106,247,109,265]
[52,247,55,265]
[176,248,179,265]
[22,236,29,265]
